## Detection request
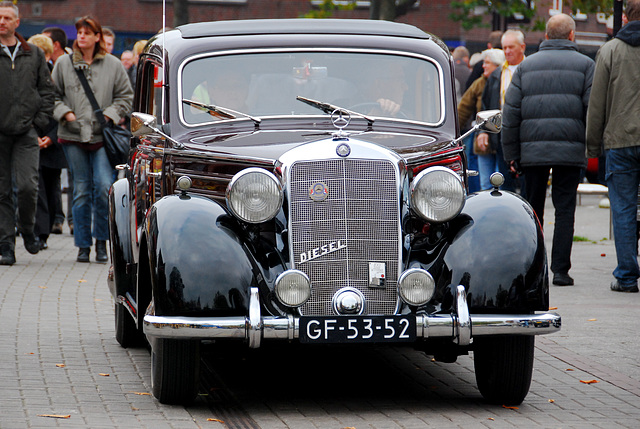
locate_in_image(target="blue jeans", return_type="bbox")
[477,150,517,192]
[477,153,498,191]
[605,147,640,287]
[62,144,113,249]
[463,133,480,193]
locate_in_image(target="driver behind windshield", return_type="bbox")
[359,62,409,117]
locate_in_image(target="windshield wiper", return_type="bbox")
[296,96,375,127]
[182,99,261,126]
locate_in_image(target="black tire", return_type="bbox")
[151,338,200,405]
[473,336,535,405]
[114,302,146,348]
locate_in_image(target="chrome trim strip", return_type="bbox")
[143,312,561,342]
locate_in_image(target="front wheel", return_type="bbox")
[115,302,146,348]
[151,338,200,405]
[473,336,535,405]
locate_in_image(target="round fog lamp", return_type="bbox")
[275,270,311,307]
[398,268,435,306]
[226,168,283,223]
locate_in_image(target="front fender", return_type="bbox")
[144,194,255,317]
[445,190,548,312]
[108,177,133,299]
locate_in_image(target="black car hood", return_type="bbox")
[178,127,454,164]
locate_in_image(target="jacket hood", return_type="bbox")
[616,20,640,47]
[71,47,107,69]
[538,39,578,51]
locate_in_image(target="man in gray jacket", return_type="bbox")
[502,13,594,286]
[587,0,640,293]
[0,1,55,265]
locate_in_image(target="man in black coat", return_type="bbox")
[502,13,595,286]
[0,1,55,265]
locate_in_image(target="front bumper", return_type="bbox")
[143,286,561,348]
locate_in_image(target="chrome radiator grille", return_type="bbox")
[289,159,400,316]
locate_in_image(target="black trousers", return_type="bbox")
[522,165,581,275]
[35,165,64,240]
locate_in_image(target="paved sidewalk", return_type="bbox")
[0,192,638,428]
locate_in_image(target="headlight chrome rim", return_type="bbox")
[226,168,283,224]
[398,268,435,306]
[410,166,465,222]
[274,270,311,307]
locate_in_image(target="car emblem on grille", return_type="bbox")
[309,181,328,202]
[336,143,351,157]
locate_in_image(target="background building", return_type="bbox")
[15,0,611,56]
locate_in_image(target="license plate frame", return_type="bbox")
[299,315,416,344]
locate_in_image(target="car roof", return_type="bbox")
[177,18,432,41]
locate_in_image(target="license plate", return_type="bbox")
[299,315,416,343]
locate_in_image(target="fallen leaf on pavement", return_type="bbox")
[549,307,558,310]
[207,418,224,422]
[56,364,65,368]
[487,417,495,421]
[566,368,574,371]
[78,279,87,283]
[502,405,518,410]
[129,391,151,396]
[588,319,597,321]
[99,373,109,376]
[548,399,555,403]
[580,379,599,384]
[39,286,47,289]
[600,253,606,257]
[38,414,70,419]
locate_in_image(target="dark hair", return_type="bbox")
[74,16,106,57]
[626,0,640,21]
[488,31,503,49]
[43,27,68,49]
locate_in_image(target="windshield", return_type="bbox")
[180,51,443,126]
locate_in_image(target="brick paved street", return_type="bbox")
[1,193,639,428]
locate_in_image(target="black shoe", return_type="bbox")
[610,280,639,293]
[0,245,15,265]
[552,272,574,286]
[95,240,108,263]
[22,233,41,255]
[51,223,63,234]
[77,247,90,263]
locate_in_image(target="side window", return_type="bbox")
[136,60,162,118]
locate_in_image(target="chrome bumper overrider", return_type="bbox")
[143,286,561,348]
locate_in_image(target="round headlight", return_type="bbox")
[226,168,283,223]
[411,166,465,222]
[274,270,311,307]
[398,268,435,306]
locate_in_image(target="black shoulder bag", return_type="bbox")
[73,59,131,168]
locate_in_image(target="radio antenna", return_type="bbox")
[161,0,167,123]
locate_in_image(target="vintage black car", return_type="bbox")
[108,18,561,405]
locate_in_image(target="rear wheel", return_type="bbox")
[151,338,200,404]
[473,336,535,405]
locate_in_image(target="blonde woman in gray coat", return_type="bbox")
[51,16,132,263]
